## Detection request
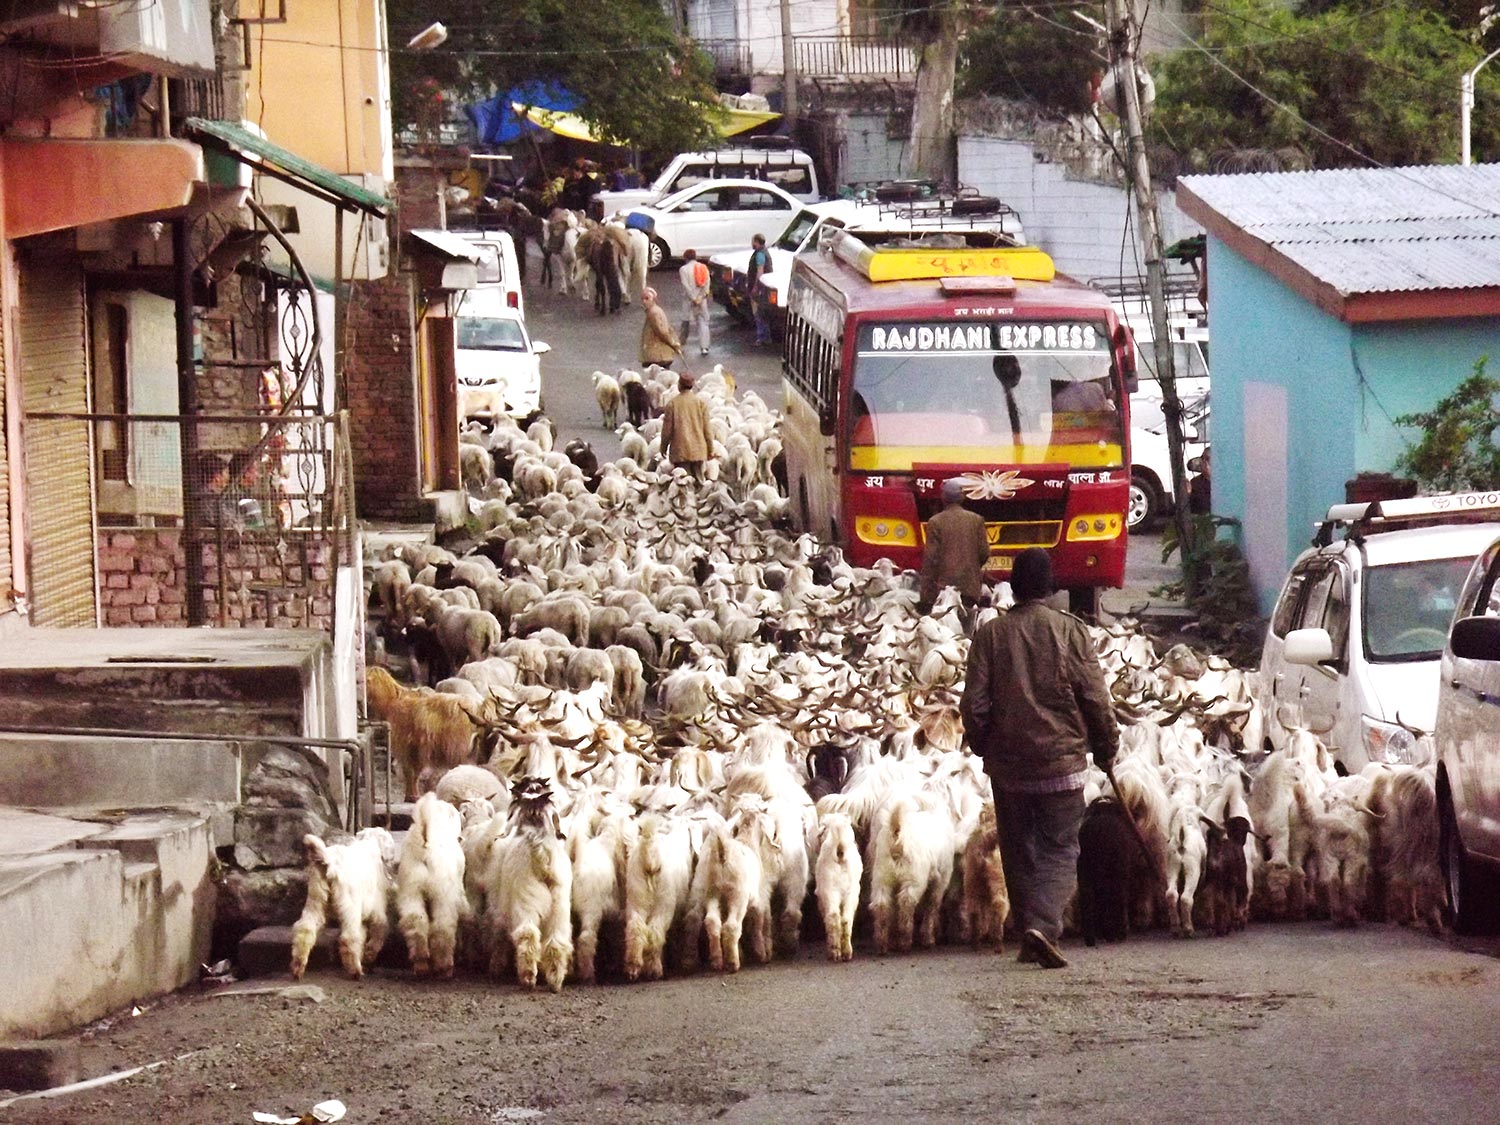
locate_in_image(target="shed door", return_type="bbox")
[21,258,97,626]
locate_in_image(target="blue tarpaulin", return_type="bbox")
[466,83,578,145]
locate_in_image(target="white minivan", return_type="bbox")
[452,230,524,319]
[592,143,820,220]
[1257,492,1500,772]
[453,299,548,419]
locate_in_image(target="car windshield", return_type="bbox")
[848,319,1122,471]
[778,211,821,251]
[1363,556,1474,660]
[457,317,526,351]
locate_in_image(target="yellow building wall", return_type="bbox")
[242,0,393,182]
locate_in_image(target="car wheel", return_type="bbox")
[1127,471,1162,532]
[647,237,668,271]
[1441,787,1489,934]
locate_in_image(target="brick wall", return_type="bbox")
[343,162,448,521]
[97,528,334,630]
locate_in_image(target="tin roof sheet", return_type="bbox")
[1177,164,1500,296]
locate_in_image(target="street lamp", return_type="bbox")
[1461,47,1500,164]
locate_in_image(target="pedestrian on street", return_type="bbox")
[639,287,683,370]
[959,547,1118,970]
[746,233,772,346]
[918,477,990,629]
[659,370,713,479]
[678,249,712,357]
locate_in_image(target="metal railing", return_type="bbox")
[698,38,753,78]
[24,410,357,636]
[794,35,917,79]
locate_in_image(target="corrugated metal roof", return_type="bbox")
[1177,164,1500,295]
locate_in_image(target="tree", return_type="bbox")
[388,0,721,161]
[959,4,1103,118]
[1149,0,1500,170]
[1395,359,1500,492]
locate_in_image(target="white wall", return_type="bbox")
[957,136,1201,285]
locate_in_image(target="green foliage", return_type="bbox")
[388,0,721,160]
[1161,514,1264,664]
[1394,358,1500,492]
[1150,0,1500,170]
[959,6,1101,116]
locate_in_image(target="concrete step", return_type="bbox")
[0,808,215,1040]
[0,733,242,809]
[239,924,411,979]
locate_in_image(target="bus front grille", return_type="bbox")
[988,521,1062,548]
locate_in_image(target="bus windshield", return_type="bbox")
[848,320,1123,471]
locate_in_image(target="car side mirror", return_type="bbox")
[1450,615,1500,661]
[533,341,551,355]
[1284,627,1334,666]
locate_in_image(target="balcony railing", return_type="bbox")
[794,36,917,80]
[698,38,753,79]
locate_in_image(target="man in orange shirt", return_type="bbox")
[678,248,711,357]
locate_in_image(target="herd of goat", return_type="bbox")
[290,367,1448,991]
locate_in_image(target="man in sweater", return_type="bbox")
[918,477,990,627]
[960,548,1118,969]
[659,371,713,478]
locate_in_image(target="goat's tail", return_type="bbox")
[889,805,907,863]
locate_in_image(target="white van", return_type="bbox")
[592,142,820,220]
[452,230,523,320]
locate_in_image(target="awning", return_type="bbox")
[183,117,390,217]
[2,138,205,240]
[516,103,780,143]
[406,229,483,261]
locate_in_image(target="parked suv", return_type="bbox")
[592,143,820,220]
[1256,492,1500,772]
[1432,520,1500,929]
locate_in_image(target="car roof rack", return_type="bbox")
[1312,490,1500,548]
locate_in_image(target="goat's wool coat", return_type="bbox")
[961,600,1118,787]
[919,504,990,603]
[660,388,713,465]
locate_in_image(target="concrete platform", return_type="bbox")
[0,807,216,1040]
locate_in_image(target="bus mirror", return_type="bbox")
[819,407,836,436]
[1114,324,1138,393]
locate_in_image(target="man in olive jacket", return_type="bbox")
[918,477,990,623]
[960,547,1117,968]
[659,371,713,478]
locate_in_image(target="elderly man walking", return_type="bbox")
[960,547,1118,969]
[659,370,713,478]
[678,248,711,357]
[918,477,990,627]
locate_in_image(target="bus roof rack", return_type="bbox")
[1312,489,1500,547]
[828,229,1054,283]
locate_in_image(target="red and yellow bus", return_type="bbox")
[781,231,1135,616]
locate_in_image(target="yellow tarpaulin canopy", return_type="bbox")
[514,103,780,144]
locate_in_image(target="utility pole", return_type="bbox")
[780,0,799,129]
[1108,0,1195,580]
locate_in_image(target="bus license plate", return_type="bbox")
[983,556,1014,572]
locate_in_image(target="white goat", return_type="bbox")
[396,793,467,977]
[290,828,398,980]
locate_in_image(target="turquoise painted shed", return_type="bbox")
[1177,165,1500,611]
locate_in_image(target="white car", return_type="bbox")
[624,179,801,270]
[451,230,523,320]
[1433,524,1500,929]
[1127,389,1209,530]
[1257,492,1500,772]
[592,144,820,220]
[453,301,549,419]
[709,195,1027,333]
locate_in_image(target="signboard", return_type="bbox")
[859,321,1107,355]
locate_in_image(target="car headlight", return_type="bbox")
[1361,715,1431,765]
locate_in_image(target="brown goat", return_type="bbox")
[366,666,483,800]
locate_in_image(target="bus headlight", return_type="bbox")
[1065,514,1123,541]
[856,517,917,545]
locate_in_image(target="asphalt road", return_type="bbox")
[525,267,1182,615]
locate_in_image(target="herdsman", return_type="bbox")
[960,547,1118,969]
[917,477,990,629]
[678,248,711,356]
[659,371,713,479]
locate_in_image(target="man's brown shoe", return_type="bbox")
[1023,928,1068,969]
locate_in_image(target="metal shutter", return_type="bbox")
[0,298,10,616]
[21,259,97,626]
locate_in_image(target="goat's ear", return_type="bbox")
[1199,815,1225,839]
